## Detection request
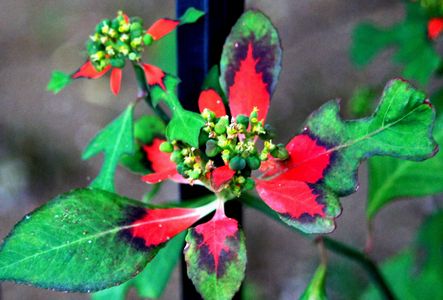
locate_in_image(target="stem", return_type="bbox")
[320,237,396,300]
[241,194,396,300]
[132,63,170,123]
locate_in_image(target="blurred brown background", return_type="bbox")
[0,0,436,299]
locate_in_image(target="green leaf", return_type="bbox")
[92,232,185,300]
[361,212,443,300]
[0,188,159,292]
[83,104,135,192]
[350,2,441,85]
[120,115,166,174]
[179,7,205,25]
[367,115,443,218]
[46,70,72,94]
[150,75,205,148]
[300,264,328,300]
[166,109,205,148]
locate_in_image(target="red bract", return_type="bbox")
[428,18,443,40]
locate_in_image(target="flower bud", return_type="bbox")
[159,141,174,153]
[236,114,249,127]
[143,34,154,46]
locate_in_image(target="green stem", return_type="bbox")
[132,63,170,123]
[320,237,396,300]
[240,194,396,300]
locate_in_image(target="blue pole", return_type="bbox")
[176,1,244,299]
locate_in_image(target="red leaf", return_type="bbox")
[428,18,443,40]
[228,43,270,121]
[255,178,325,218]
[110,68,122,96]
[141,138,184,184]
[142,63,166,90]
[261,134,331,184]
[129,205,215,247]
[211,165,235,190]
[193,208,239,274]
[146,18,180,41]
[72,60,110,79]
[198,89,227,117]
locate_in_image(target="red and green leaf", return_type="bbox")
[72,60,110,79]
[141,138,184,184]
[146,7,204,41]
[184,208,246,300]
[220,10,282,121]
[142,63,166,90]
[0,188,216,292]
[257,79,437,233]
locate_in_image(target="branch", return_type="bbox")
[132,63,170,123]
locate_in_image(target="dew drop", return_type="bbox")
[234,42,239,48]
[82,230,88,235]
[166,236,170,240]
[158,224,163,228]
[25,215,31,220]
[88,240,92,244]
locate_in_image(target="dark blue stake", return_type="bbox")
[176,0,244,299]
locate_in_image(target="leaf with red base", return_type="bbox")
[198,89,227,117]
[141,138,184,184]
[146,7,204,41]
[72,60,110,79]
[142,63,166,90]
[256,79,437,233]
[184,208,246,300]
[220,11,282,121]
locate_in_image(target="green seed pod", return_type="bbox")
[246,156,261,170]
[111,19,120,30]
[229,156,246,171]
[176,163,187,176]
[277,147,289,160]
[199,131,209,146]
[243,178,256,190]
[130,28,144,39]
[236,114,249,127]
[159,141,174,153]
[205,139,220,157]
[260,123,276,140]
[143,34,154,46]
[170,150,183,163]
[187,169,201,180]
[110,57,126,68]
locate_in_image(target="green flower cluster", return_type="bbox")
[160,107,289,196]
[87,11,150,71]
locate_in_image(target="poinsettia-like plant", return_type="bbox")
[0,7,438,300]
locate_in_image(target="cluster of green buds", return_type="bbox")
[160,107,289,196]
[87,11,149,71]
